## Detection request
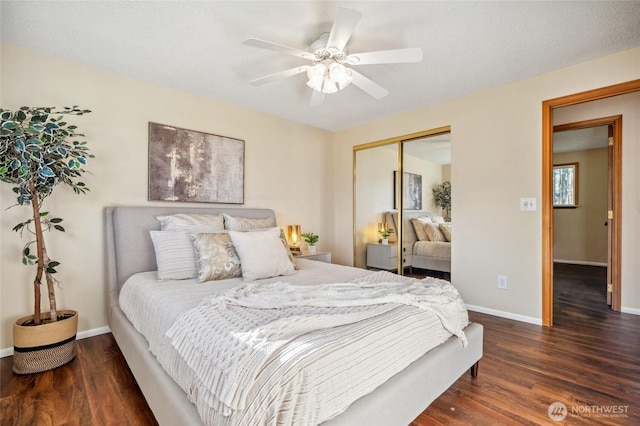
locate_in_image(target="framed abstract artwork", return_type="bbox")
[393,171,422,210]
[148,122,244,203]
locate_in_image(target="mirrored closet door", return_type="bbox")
[353,127,451,277]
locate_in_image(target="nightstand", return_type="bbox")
[294,251,332,263]
[366,243,412,271]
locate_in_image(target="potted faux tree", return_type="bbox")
[0,106,93,374]
[433,181,451,222]
[301,232,319,254]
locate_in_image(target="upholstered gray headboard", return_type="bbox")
[105,206,276,306]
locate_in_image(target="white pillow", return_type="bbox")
[150,231,198,280]
[157,213,225,232]
[430,215,445,224]
[223,214,276,231]
[229,227,295,281]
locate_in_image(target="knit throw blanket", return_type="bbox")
[165,272,467,416]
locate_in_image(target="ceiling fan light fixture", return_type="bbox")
[329,62,353,90]
[306,63,326,91]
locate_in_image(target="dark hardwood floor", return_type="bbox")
[1,263,638,425]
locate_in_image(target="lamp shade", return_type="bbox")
[287,225,301,246]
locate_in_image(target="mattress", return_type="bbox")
[119,259,468,425]
[413,240,451,259]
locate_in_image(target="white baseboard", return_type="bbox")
[0,325,111,358]
[553,259,607,267]
[466,304,542,325]
[621,306,640,316]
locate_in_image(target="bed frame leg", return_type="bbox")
[470,361,479,377]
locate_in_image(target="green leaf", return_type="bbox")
[53,224,65,232]
[47,261,60,268]
[50,218,63,223]
[40,211,49,217]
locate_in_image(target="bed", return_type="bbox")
[106,206,482,425]
[386,211,451,274]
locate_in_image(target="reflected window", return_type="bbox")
[553,163,579,207]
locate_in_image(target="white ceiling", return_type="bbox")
[553,126,609,154]
[2,1,640,132]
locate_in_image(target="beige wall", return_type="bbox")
[0,44,333,350]
[553,148,608,264]
[333,46,640,321]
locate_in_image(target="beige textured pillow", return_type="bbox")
[223,214,276,231]
[425,223,446,242]
[439,223,452,242]
[157,214,225,233]
[191,233,242,282]
[411,217,432,241]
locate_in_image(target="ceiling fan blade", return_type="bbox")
[310,90,326,107]
[243,38,316,60]
[249,66,309,86]
[326,7,362,52]
[349,70,389,99]
[347,48,423,65]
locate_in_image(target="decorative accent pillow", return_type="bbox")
[424,223,446,242]
[411,217,432,241]
[229,227,295,281]
[278,229,298,269]
[439,223,452,242]
[157,214,225,233]
[149,231,198,280]
[191,233,242,282]
[223,214,276,231]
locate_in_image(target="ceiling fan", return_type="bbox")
[243,7,423,106]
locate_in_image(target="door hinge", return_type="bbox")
[608,210,614,220]
[608,137,614,146]
[607,283,613,293]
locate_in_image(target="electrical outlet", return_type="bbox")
[497,275,508,289]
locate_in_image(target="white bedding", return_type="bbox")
[119,259,469,425]
[413,240,451,259]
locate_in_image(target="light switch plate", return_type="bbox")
[520,197,537,212]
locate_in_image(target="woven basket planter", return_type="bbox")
[13,310,78,375]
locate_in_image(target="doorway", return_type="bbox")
[542,79,640,326]
[552,118,618,320]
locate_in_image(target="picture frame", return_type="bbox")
[393,171,422,210]
[553,162,579,208]
[148,122,245,203]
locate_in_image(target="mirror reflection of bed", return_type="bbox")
[354,130,452,280]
